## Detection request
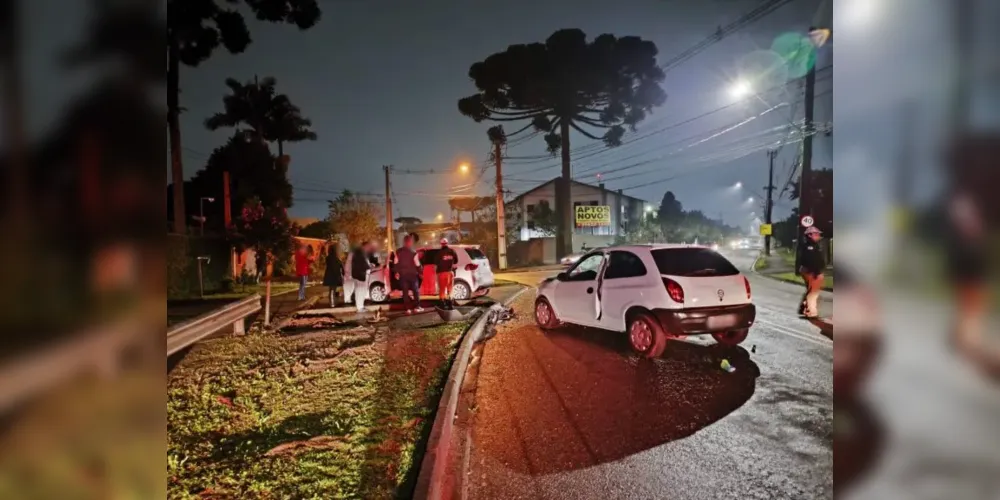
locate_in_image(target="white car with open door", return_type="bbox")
[534,244,756,357]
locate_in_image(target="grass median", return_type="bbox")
[771,271,834,291]
[168,316,474,498]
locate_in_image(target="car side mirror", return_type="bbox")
[556,272,569,281]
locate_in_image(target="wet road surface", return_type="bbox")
[467,254,833,499]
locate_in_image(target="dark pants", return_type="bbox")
[399,275,419,310]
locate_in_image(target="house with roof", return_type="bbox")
[504,178,652,264]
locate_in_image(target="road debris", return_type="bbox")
[720,359,736,373]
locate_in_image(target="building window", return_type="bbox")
[527,220,536,230]
[526,204,535,213]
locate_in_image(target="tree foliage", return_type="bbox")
[298,219,333,240]
[231,197,294,263]
[458,29,666,257]
[328,191,381,247]
[458,29,666,152]
[167,0,321,232]
[168,134,291,233]
[168,0,320,69]
[529,201,559,236]
[204,76,317,155]
[647,190,740,244]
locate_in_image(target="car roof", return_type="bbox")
[595,243,711,252]
[416,244,479,250]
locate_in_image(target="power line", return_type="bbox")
[659,0,796,73]
[498,67,832,178]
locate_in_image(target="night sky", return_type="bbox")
[119,1,819,227]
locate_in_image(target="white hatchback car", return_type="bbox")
[367,244,495,302]
[534,244,756,357]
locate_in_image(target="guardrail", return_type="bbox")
[167,294,261,356]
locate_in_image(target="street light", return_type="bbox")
[199,197,215,236]
[728,79,753,100]
[459,163,470,174]
[734,181,743,189]
[436,213,443,221]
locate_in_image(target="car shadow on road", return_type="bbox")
[478,325,760,476]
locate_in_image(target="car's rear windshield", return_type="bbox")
[463,247,486,260]
[651,248,740,277]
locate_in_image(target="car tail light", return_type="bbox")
[662,278,684,303]
[465,263,479,271]
[744,276,752,299]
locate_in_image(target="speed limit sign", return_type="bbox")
[800,215,814,228]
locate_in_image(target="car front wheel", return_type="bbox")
[368,283,388,303]
[628,312,667,358]
[712,328,749,346]
[534,297,559,330]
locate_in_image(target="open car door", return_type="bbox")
[594,249,609,321]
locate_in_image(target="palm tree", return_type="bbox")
[267,95,317,157]
[167,0,321,234]
[204,76,317,157]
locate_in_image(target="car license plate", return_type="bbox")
[707,314,737,330]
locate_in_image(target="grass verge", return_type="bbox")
[771,271,834,291]
[168,318,472,498]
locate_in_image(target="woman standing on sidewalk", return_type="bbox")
[322,245,344,307]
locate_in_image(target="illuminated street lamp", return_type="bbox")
[728,79,753,100]
[734,181,743,189]
[459,163,470,174]
[436,213,443,221]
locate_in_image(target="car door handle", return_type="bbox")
[586,287,594,294]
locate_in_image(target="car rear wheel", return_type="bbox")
[712,328,749,346]
[369,283,388,303]
[628,312,667,358]
[534,297,559,330]
[452,280,471,300]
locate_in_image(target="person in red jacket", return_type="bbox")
[295,244,315,301]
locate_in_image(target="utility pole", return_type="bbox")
[764,149,776,256]
[795,27,819,269]
[384,165,393,250]
[494,140,508,269]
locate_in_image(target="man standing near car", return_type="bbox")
[344,240,375,313]
[798,226,826,318]
[394,234,423,314]
[434,238,458,308]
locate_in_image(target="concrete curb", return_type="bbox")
[412,286,532,500]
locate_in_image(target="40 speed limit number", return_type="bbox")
[575,205,611,227]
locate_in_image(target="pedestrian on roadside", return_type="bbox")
[254,249,267,283]
[394,235,424,314]
[434,238,458,308]
[344,241,375,313]
[294,244,315,301]
[322,245,344,307]
[797,226,826,318]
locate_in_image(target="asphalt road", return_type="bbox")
[467,251,833,499]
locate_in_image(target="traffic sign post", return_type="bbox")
[800,215,814,228]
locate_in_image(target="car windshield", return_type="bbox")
[464,247,486,260]
[651,248,740,277]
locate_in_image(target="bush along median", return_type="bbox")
[167,314,477,499]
